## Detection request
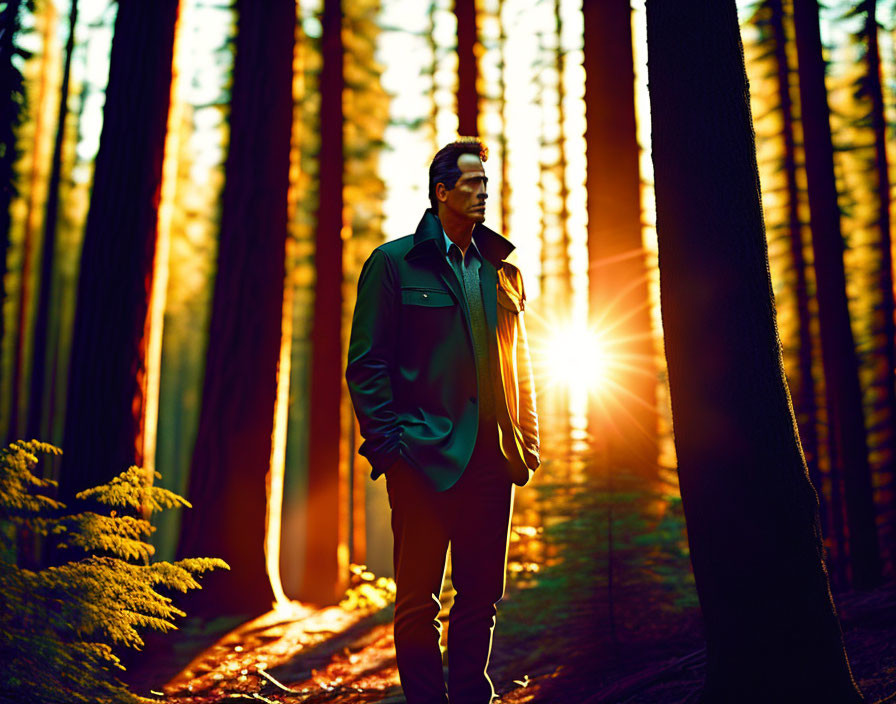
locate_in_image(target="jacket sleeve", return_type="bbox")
[516,273,540,469]
[345,249,402,476]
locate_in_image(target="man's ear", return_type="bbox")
[435,182,448,203]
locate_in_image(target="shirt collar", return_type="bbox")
[442,228,482,261]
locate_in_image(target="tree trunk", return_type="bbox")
[302,0,346,606]
[583,0,658,474]
[6,0,58,445]
[792,0,881,588]
[58,1,178,503]
[645,0,864,699]
[177,0,295,616]
[27,0,77,445]
[455,0,478,135]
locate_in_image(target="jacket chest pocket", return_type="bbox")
[399,287,459,351]
[401,287,455,308]
[497,286,521,354]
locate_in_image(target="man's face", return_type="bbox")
[438,153,488,223]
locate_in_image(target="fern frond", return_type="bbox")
[59,513,156,561]
[75,466,150,510]
[149,557,229,593]
[0,441,64,519]
[147,484,192,510]
[75,466,194,515]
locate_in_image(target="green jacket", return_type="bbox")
[346,209,539,491]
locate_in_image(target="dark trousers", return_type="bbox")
[386,424,514,704]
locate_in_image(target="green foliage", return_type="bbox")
[0,440,228,704]
[340,563,396,612]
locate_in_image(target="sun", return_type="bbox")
[540,323,612,395]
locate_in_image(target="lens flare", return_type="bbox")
[541,323,611,394]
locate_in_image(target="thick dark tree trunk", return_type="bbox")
[455,0,478,135]
[58,1,178,503]
[27,0,77,444]
[583,0,657,473]
[646,1,864,700]
[302,0,345,606]
[177,0,295,616]
[792,0,881,588]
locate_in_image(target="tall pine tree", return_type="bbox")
[303,0,346,606]
[177,0,296,616]
[583,0,658,475]
[59,1,179,504]
[646,0,863,698]
[27,0,78,445]
[850,0,896,573]
[792,0,881,588]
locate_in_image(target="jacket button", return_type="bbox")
[469,396,476,403]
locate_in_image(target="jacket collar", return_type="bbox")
[406,208,515,267]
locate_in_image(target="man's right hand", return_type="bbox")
[345,249,402,477]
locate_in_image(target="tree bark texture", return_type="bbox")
[178,0,295,616]
[583,0,658,473]
[302,0,345,606]
[58,0,178,503]
[792,0,881,588]
[455,0,478,136]
[646,1,863,700]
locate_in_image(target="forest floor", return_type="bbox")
[126,471,896,703]
[127,578,896,704]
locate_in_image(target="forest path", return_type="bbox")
[138,598,547,703]
[140,581,896,703]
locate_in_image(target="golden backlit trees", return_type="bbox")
[26,0,77,446]
[647,0,862,697]
[583,0,657,474]
[152,4,236,561]
[303,0,346,606]
[745,0,834,570]
[5,0,61,446]
[792,0,881,587]
[838,0,896,573]
[279,2,323,597]
[341,0,390,579]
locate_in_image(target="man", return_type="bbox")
[345,138,540,704]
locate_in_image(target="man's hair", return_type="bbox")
[428,137,488,210]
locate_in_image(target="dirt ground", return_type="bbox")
[124,469,896,704]
[126,579,896,704]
